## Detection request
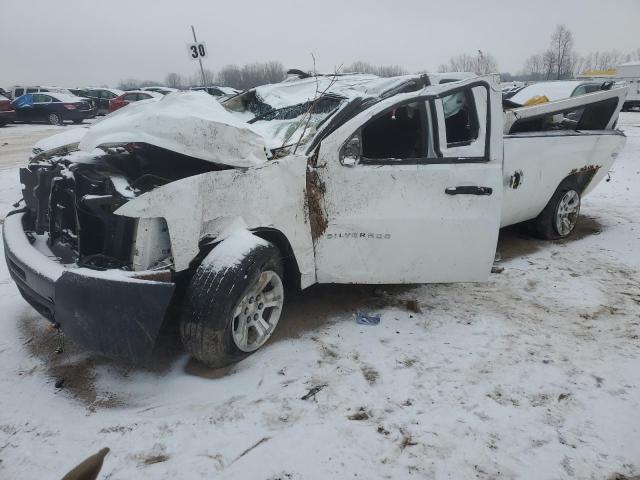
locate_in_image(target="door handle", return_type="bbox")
[445,186,493,196]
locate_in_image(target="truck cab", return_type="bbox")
[3,73,628,368]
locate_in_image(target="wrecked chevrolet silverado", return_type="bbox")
[3,72,628,367]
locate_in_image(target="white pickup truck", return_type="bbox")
[3,73,628,367]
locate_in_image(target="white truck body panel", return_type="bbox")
[312,76,504,284]
[501,131,625,227]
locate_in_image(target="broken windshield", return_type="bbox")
[247,95,346,153]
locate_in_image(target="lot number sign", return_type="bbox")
[188,42,207,60]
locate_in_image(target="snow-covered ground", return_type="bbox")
[0,115,639,479]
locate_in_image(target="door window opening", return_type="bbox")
[442,91,479,145]
[361,102,424,160]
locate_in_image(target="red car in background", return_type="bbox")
[108,90,162,113]
[0,94,16,126]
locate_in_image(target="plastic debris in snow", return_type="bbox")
[355,311,381,325]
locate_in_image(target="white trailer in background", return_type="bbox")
[615,62,640,110]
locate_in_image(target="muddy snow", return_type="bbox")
[0,114,639,479]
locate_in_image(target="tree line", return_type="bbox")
[521,25,639,81]
[117,60,410,91]
[117,28,639,90]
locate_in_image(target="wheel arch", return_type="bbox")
[555,167,600,197]
[251,227,302,291]
[192,227,302,291]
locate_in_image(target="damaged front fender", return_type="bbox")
[114,155,317,288]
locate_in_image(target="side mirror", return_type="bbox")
[340,133,361,166]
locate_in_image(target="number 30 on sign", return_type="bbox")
[188,43,207,60]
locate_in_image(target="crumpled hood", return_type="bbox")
[79,91,268,168]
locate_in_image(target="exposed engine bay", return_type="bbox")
[20,144,226,271]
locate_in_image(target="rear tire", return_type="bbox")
[47,113,62,125]
[180,235,284,368]
[528,179,581,240]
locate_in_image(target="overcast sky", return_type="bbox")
[1,0,638,88]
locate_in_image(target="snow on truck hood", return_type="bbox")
[79,91,268,168]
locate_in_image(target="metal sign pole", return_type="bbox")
[191,25,207,87]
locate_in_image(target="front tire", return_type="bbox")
[180,234,284,368]
[47,112,62,125]
[529,181,581,240]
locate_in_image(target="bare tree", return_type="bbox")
[542,49,557,80]
[523,53,545,80]
[139,80,161,88]
[547,25,576,79]
[215,62,285,89]
[117,78,160,89]
[117,78,141,90]
[165,72,184,89]
[216,64,242,88]
[344,61,408,77]
[580,50,626,72]
[438,50,498,75]
[263,61,287,83]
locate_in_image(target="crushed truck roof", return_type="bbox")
[74,72,475,167]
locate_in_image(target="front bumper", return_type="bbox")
[3,212,175,362]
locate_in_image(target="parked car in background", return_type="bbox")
[0,94,16,126]
[501,81,527,100]
[141,86,179,95]
[12,92,95,125]
[108,90,162,113]
[509,80,611,106]
[8,85,74,100]
[67,88,89,98]
[85,88,124,115]
[0,88,11,98]
[63,88,96,110]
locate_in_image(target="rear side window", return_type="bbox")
[431,84,489,160]
[34,94,53,103]
[572,86,586,97]
[104,91,116,99]
[123,93,138,102]
[26,88,37,94]
[441,91,479,146]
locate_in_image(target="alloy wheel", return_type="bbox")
[231,270,284,352]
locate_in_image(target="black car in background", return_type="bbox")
[13,92,95,125]
[85,88,124,115]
